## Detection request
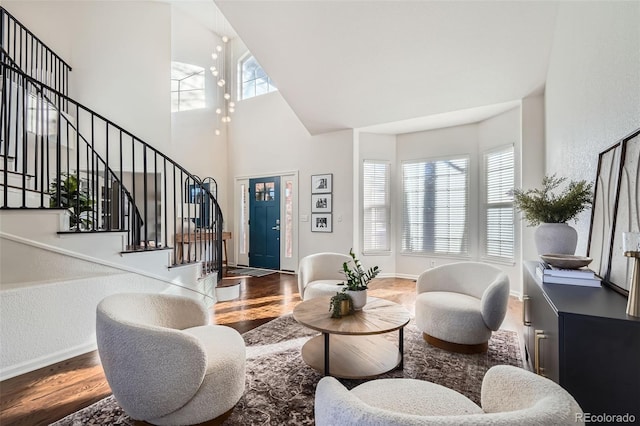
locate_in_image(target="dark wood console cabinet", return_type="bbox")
[523,262,640,419]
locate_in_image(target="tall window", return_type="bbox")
[239,55,277,100]
[171,62,205,112]
[362,160,391,253]
[402,157,469,255]
[484,146,515,260]
[285,180,294,258]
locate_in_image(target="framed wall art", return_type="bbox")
[311,193,332,213]
[588,128,640,296]
[311,213,332,232]
[311,173,332,194]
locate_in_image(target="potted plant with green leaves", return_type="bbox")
[513,174,593,256]
[329,292,353,318]
[338,249,380,310]
[49,173,94,230]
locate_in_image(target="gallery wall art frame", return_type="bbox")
[311,173,332,194]
[311,213,332,232]
[588,128,640,296]
[311,173,333,232]
[311,193,332,213]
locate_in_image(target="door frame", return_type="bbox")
[234,171,298,272]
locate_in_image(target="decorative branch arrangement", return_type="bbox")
[513,174,593,226]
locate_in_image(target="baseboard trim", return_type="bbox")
[0,341,97,382]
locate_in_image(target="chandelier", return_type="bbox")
[210,35,234,136]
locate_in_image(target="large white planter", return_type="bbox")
[535,223,578,256]
[346,290,367,311]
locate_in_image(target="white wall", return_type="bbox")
[170,4,229,215]
[228,90,354,266]
[4,1,172,152]
[545,1,640,255]
[520,95,545,263]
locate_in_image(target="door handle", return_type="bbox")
[272,225,280,231]
[534,329,548,377]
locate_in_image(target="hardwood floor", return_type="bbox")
[0,272,523,425]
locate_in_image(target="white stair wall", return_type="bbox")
[0,209,205,288]
[0,210,220,381]
[0,265,195,381]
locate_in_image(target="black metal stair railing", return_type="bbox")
[0,6,71,101]
[0,59,223,278]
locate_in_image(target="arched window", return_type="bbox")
[239,54,277,100]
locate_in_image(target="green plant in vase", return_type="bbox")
[329,292,352,318]
[340,249,380,291]
[49,173,94,230]
[512,174,593,226]
[513,174,593,256]
[339,249,380,310]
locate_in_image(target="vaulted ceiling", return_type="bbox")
[216,1,559,135]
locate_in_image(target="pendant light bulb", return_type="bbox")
[211,53,218,60]
[216,45,223,52]
[215,129,221,136]
[222,36,229,43]
[216,108,222,115]
[224,93,231,100]
[217,79,226,87]
[229,101,236,108]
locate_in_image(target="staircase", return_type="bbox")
[0,7,225,380]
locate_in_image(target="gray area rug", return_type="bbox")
[226,267,277,277]
[51,315,522,425]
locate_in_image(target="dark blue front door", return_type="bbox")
[249,176,280,270]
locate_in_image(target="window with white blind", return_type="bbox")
[484,146,515,260]
[402,157,469,255]
[362,161,391,253]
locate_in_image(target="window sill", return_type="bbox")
[399,252,472,261]
[480,256,516,267]
[362,251,392,256]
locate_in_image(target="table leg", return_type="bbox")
[324,332,330,376]
[399,327,404,370]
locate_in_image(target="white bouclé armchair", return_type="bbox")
[297,252,351,300]
[96,293,246,425]
[415,262,510,353]
[315,365,584,425]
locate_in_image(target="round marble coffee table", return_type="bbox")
[292,296,410,379]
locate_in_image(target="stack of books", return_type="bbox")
[535,261,601,287]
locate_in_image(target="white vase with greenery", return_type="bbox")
[339,249,380,310]
[513,175,593,256]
